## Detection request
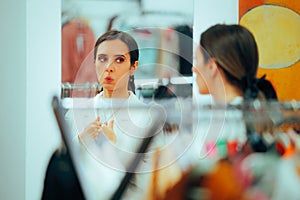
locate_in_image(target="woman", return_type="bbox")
[194,23,278,151]
[192,24,277,104]
[191,24,278,160]
[158,24,279,200]
[75,30,165,199]
[78,30,142,143]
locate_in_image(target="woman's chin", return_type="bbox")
[199,88,210,95]
[102,84,115,91]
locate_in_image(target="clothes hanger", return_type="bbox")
[241,100,300,153]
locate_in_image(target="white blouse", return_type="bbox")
[64,92,165,199]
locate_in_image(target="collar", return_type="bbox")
[93,91,144,108]
[229,96,243,106]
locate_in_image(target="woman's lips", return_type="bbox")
[105,77,113,83]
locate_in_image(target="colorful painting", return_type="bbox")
[239,0,300,101]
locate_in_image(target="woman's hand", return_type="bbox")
[102,120,116,143]
[78,117,102,141]
[78,117,116,143]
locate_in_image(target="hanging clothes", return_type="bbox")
[62,19,97,84]
[157,27,180,79]
[174,25,193,76]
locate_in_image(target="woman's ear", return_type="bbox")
[208,58,219,79]
[191,66,198,73]
[130,61,139,73]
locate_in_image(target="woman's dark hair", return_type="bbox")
[200,24,277,100]
[94,30,139,93]
[257,78,278,100]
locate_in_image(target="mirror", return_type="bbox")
[61,0,194,99]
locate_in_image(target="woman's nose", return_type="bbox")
[105,62,114,72]
[105,67,113,72]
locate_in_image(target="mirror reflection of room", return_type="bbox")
[61,0,194,99]
[39,1,300,200]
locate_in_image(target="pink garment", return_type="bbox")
[62,20,97,83]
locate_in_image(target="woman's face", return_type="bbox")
[192,46,210,94]
[95,39,134,92]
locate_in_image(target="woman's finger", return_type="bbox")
[108,120,114,129]
[102,124,116,143]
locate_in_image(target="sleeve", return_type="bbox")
[64,109,80,143]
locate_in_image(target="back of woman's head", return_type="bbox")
[200,24,276,100]
[257,78,278,100]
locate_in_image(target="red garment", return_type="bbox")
[62,20,97,83]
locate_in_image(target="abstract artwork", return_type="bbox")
[239,0,300,100]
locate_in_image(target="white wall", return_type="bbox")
[26,0,61,200]
[0,0,61,200]
[193,0,239,104]
[0,0,26,199]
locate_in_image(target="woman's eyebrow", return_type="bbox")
[96,54,128,58]
[114,54,129,60]
[114,54,126,57]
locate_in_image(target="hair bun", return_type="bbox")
[242,74,266,100]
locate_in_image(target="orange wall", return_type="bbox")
[239,0,300,101]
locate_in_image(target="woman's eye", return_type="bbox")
[98,56,106,62]
[116,57,125,63]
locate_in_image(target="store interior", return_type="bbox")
[1,0,299,199]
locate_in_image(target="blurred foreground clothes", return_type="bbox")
[161,129,300,200]
[41,148,85,200]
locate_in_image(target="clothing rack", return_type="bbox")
[238,100,300,153]
[56,96,300,199]
[195,100,300,125]
[147,100,300,200]
[194,100,300,147]
[61,77,193,99]
[231,100,300,132]
[61,82,101,98]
